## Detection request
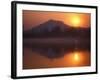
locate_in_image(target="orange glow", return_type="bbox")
[63,51,90,67]
[74,52,80,61]
[65,13,90,28]
[23,11,90,30]
[70,16,81,27]
[66,51,83,65]
[24,48,91,69]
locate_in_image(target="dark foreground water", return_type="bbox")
[23,38,90,69]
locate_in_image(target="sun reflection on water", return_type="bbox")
[74,52,80,61]
[63,50,90,67]
[23,47,90,69]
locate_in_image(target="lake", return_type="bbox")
[23,38,90,69]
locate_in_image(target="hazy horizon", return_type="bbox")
[23,10,90,31]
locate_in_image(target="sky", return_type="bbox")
[23,10,91,31]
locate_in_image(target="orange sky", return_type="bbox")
[23,10,91,30]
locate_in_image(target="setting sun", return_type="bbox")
[68,14,82,28]
[71,16,81,27]
[64,13,90,28]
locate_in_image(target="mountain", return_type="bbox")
[32,19,68,32]
[23,19,90,38]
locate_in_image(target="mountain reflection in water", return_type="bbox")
[23,42,90,69]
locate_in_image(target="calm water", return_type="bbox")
[23,39,90,69]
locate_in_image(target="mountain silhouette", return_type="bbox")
[24,19,90,38]
[32,19,68,32]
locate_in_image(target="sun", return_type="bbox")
[65,14,84,28]
[71,16,81,27]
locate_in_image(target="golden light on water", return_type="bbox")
[74,52,80,61]
[23,48,91,69]
[63,51,90,67]
[65,51,83,66]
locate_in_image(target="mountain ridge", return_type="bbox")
[23,19,90,38]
